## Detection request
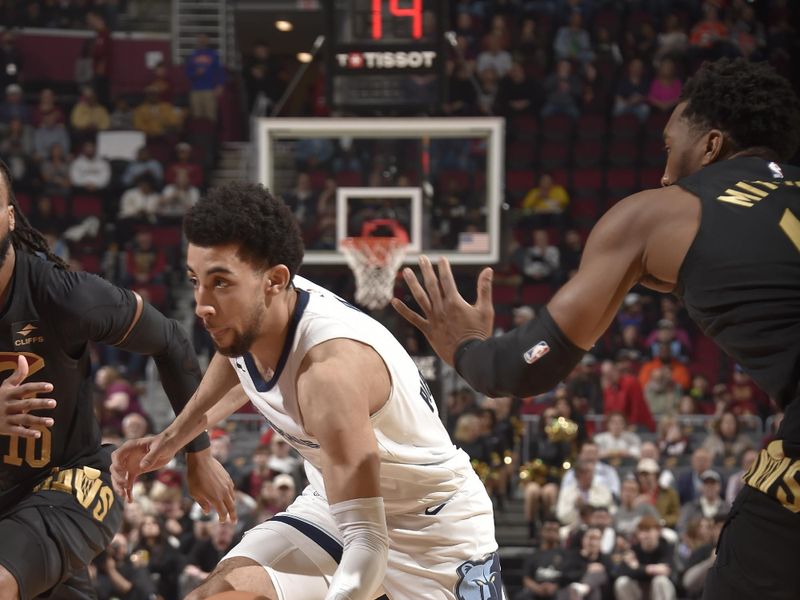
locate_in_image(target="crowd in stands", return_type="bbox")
[1,0,798,597]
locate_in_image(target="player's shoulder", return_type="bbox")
[590,185,698,247]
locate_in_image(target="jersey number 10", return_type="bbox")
[3,425,52,468]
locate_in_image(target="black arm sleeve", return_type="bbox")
[115,302,209,452]
[454,306,586,398]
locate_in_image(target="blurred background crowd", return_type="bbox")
[0,0,798,598]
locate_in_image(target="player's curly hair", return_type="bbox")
[0,159,69,269]
[184,181,304,276]
[681,58,800,161]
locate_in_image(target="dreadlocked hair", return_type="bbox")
[0,160,69,270]
[680,58,800,162]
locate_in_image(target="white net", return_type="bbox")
[341,237,408,310]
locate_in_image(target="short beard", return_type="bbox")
[0,231,13,271]
[214,302,265,357]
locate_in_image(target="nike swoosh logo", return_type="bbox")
[424,502,447,516]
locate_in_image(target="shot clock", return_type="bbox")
[325,0,445,112]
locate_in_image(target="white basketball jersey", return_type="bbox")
[229,275,474,514]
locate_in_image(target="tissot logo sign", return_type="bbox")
[336,50,437,70]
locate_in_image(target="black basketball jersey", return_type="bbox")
[0,251,138,515]
[676,156,800,442]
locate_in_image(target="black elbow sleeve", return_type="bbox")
[454,307,586,397]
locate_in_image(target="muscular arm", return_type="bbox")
[395,184,699,397]
[455,192,650,396]
[158,351,241,449]
[50,270,209,451]
[297,338,390,600]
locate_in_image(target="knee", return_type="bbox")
[614,575,634,593]
[0,566,20,600]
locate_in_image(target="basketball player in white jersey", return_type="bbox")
[110,182,503,600]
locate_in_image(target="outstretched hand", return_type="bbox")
[391,256,495,365]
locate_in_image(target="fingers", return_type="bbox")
[475,267,494,310]
[436,257,459,300]
[6,355,29,386]
[7,396,56,413]
[418,256,444,314]
[223,485,238,523]
[139,440,161,470]
[110,462,130,500]
[390,298,428,331]
[2,424,44,438]
[5,413,55,429]
[210,484,237,524]
[400,266,433,316]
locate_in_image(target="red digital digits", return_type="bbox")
[372,0,423,40]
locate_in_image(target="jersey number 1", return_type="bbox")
[780,208,800,253]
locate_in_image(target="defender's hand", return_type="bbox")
[0,355,56,438]
[391,256,494,365]
[111,434,178,502]
[186,448,237,523]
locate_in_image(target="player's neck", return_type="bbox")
[0,244,16,308]
[248,287,299,374]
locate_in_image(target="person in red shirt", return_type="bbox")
[601,360,656,432]
[165,142,204,189]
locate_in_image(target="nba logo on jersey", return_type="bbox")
[768,161,784,179]
[523,341,550,364]
[455,553,502,599]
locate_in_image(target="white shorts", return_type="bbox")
[223,471,504,600]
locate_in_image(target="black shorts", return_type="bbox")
[0,464,122,600]
[704,485,800,600]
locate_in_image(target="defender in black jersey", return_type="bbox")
[395,59,800,599]
[0,163,237,599]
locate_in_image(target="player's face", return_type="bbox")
[661,102,712,187]
[187,243,272,357]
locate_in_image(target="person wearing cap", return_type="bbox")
[271,473,297,514]
[635,458,680,529]
[614,515,678,600]
[0,83,30,125]
[644,317,691,361]
[617,292,645,331]
[676,469,730,536]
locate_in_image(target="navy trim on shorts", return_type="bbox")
[270,514,343,563]
[268,513,389,600]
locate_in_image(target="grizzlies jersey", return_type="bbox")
[676,157,800,447]
[0,251,138,515]
[229,276,473,515]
